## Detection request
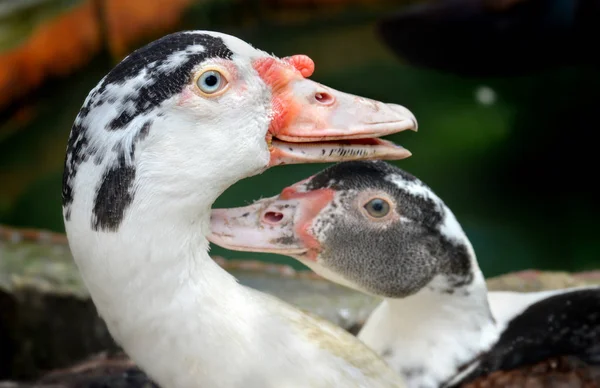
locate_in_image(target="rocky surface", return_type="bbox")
[1,224,599,386]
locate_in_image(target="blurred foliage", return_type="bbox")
[0,0,598,276]
[0,0,82,52]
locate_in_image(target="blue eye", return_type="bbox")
[364,198,390,218]
[196,70,226,94]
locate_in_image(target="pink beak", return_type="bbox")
[209,185,335,262]
[253,55,418,166]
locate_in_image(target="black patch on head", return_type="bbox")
[306,160,473,298]
[91,120,151,231]
[92,154,136,232]
[62,122,100,219]
[98,32,233,130]
[129,120,152,159]
[454,288,600,386]
[63,32,233,227]
[306,160,417,191]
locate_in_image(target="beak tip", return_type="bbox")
[388,103,418,132]
[394,150,412,160]
[411,118,419,132]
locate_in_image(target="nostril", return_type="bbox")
[264,211,284,224]
[314,92,334,105]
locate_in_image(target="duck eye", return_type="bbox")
[196,70,227,94]
[364,198,390,218]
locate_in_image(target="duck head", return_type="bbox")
[62,31,417,233]
[210,160,477,298]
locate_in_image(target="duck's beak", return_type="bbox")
[253,55,417,166]
[209,185,333,261]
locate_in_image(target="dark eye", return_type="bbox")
[363,198,390,218]
[196,70,226,94]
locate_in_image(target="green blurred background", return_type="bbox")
[1,0,598,276]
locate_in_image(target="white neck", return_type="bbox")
[68,195,259,386]
[358,269,499,388]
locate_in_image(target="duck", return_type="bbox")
[209,160,600,388]
[62,31,419,388]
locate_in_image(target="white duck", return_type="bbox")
[210,160,600,388]
[62,31,418,388]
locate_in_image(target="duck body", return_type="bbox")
[209,160,600,388]
[361,284,600,387]
[357,280,497,387]
[63,31,417,387]
[451,288,600,387]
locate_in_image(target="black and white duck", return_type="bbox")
[210,160,600,388]
[62,31,419,388]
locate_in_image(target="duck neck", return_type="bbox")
[67,190,257,387]
[358,262,498,388]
